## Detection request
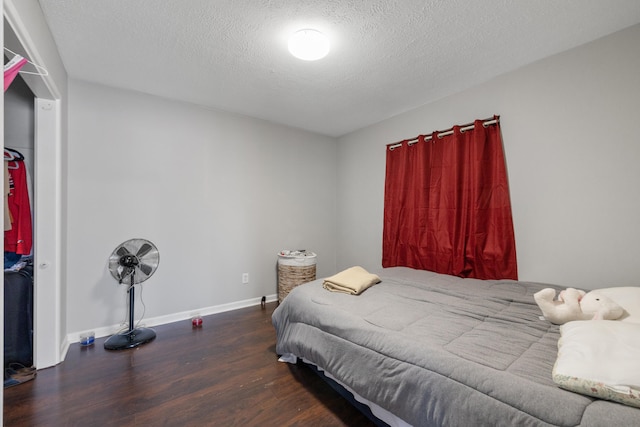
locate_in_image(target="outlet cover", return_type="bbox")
[242,273,249,284]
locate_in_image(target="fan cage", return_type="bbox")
[108,238,160,285]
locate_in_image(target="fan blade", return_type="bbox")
[136,243,153,258]
[138,262,153,276]
[116,246,131,257]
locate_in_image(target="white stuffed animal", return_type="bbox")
[534,287,624,325]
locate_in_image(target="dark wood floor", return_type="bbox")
[4,302,376,426]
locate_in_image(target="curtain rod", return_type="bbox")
[388,116,499,151]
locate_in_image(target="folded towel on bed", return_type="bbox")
[322,266,381,295]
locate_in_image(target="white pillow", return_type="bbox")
[553,320,640,408]
[593,287,640,323]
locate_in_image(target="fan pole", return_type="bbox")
[128,272,135,333]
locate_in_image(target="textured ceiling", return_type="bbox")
[37,0,640,137]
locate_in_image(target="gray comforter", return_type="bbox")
[272,267,640,426]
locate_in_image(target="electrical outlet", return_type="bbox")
[242,273,249,284]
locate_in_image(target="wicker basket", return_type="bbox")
[278,251,317,303]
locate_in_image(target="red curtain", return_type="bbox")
[382,117,517,280]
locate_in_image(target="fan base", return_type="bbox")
[104,327,157,351]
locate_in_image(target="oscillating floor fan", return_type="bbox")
[104,238,160,351]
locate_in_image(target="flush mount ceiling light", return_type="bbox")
[288,29,330,61]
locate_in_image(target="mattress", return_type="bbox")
[272,267,640,426]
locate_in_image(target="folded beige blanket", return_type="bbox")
[322,266,381,295]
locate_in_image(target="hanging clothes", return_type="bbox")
[4,155,33,256]
[4,55,28,92]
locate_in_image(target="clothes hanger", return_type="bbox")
[4,149,16,161]
[4,47,49,76]
[5,147,24,161]
[4,149,21,169]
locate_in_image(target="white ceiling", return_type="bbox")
[37,0,640,137]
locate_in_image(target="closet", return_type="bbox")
[3,4,65,383]
[3,68,36,387]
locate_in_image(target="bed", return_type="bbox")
[272,267,640,426]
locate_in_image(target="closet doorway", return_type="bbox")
[4,10,63,372]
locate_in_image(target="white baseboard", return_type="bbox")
[62,294,278,360]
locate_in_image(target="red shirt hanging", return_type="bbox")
[5,160,32,255]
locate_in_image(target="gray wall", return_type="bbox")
[66,80,337,333]
[337,24,640,290]
[4,75,34,172]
